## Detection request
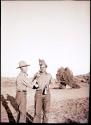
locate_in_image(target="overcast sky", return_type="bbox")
[1,1,90,78]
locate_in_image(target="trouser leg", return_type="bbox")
[42,92,50,123]
[16,91,20,122]
[16,91,26,123]
[33,91,42,123]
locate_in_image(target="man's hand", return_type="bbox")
[32,82,39,89]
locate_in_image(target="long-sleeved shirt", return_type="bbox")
[16,71,32,91]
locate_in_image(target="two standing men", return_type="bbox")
[16,59,52,123]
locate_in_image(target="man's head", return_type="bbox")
[39,59,47,73]
[17,61,30,73]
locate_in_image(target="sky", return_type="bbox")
[1,1,90,78]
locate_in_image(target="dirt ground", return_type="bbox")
[1,79,89,123]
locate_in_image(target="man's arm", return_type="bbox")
[22,76,33,88]
[31,72,40,89]
[32,72,40,82]
[49,75,56,89]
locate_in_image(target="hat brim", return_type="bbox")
[16,65,30,69]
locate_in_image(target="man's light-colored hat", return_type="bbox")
[39,59,47,68]
[17,61,30,69]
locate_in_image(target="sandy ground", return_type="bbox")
[1,82,89,123]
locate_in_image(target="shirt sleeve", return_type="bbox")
[31,72,39,82]
[22,74,33,88]
[31,74,37,82]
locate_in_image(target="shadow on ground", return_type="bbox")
[1,94,33,123]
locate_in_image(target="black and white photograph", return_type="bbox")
[1,0,90,123]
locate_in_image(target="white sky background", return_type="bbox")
[1,1,90,78]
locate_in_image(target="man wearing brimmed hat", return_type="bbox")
[16,60,32,123]
[32,59,52,123]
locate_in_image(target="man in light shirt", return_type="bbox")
[16,61,32,123]
[33,59,52,123]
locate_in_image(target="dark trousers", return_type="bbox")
[33,90,50,123]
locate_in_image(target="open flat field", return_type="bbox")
[1,76,89,123]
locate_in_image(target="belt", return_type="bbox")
[36,89,49,95]
[17,90,26,92]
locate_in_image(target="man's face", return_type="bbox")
[21,66,28,73]
[40,65,46,73]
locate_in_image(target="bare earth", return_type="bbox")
[1,78,89,123]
